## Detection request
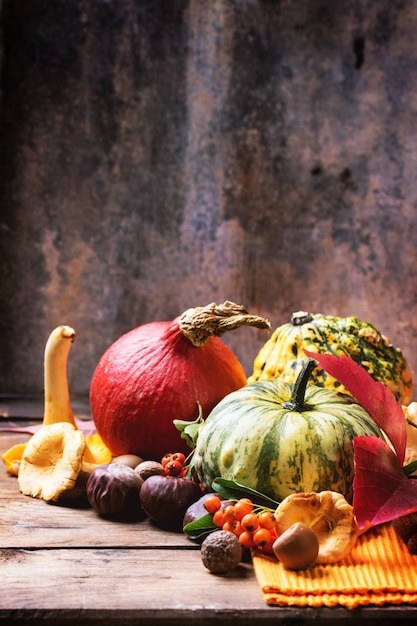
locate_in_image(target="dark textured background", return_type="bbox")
[1,0,417,399]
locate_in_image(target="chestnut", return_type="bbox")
[392,512,417,554]
[140,474,202,532]
[392,512,417,542]
[86,463,144,520]
[273,522,319,570]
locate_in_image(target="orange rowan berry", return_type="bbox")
[233,498,254,520]
[164,459,183,476]
[212,509,226,527]
[170,452,186,464]
[258,511,276,530]
[161,453,173,467]
[252,527,272,549]
[222,504,236,524]
[239,530,255,549]
[241,513,259,533]
[222,521,235,534]
[231,519,243,537]
[203,495,222,514]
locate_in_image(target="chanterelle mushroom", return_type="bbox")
[14,325,111,500]
[18,422,85,501]
[275,491,358,564]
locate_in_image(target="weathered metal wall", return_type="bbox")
[1,0,417,399]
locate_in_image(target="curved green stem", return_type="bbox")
[282,359,316,412]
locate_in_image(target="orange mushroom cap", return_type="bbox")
[275,490,359,564]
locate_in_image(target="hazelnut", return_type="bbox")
[111,454,143,468]
[273,522,319,570]
[135,460,166,481]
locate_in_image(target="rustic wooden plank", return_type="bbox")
[0,548,258,610]
[1,490,193,549]
[0,435,194,549]
[1,547,417,626]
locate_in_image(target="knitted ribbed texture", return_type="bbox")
[252,524,417,609]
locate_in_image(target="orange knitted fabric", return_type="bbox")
[252,523,417,609]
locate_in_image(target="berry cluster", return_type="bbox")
[161,452,187,476]
[204,495,277,554]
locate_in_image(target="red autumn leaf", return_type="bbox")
[353,436,417,529]
[304,349,406,464]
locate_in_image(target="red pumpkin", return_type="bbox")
[90,302,269,460]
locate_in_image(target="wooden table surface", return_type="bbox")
[1,397,417,625]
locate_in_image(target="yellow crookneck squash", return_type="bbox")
[248,311,412,405]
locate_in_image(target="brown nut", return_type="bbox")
[275,491,358,564]
[86,463,144,519]
[392,512,417,544]
[139,475,202,531]
[201,530,242,574]
[273,522,319,570]
[406,532,417,555]
[135,460,166,480]
[111,454,143,468]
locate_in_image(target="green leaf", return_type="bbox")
[183,512,217,541]
[173,401,205,449]
[211,477,280,509]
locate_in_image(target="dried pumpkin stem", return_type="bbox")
[43,325,77,427]
[178,301,271,347]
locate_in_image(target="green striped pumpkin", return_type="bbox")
[193,360,384,503]
[248,311,412,405]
